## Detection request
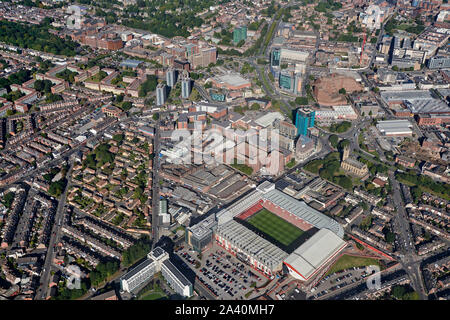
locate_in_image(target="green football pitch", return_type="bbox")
[247,208,304,246]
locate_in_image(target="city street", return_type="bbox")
[36,159,74,300]
[389,170,427,300]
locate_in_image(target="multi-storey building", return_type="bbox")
[271,49,281,67]
[428,56,450,69]
[161,259,193,297]
[181,71,192,99]
[120,247,193,297]
[156,83,167,106]
[166,68,177,88]
[295,108,315,137]
[279,70,303,95]
[189,47,216,69]
[120,247,169,293]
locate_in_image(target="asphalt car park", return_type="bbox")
[307,267,371,299]
[176,245,267,299]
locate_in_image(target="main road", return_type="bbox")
[35,159,75,300]
[150,114,161,247]
[388,170,428,299]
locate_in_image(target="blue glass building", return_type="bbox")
[295,109,315,136]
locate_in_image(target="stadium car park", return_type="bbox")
[307,267,372,300]
[175,244,267,300]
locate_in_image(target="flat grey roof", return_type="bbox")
[151,247,165,259]
[214,74,250,87]
[121,258,154,281]
[380,90,433,102]
[162,259,192,287]
[376,120,413,132]
[189,213,216,239]
[120,59,143,68]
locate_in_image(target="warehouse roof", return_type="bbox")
[120,59,143,68]
[380,90,433,102]
[255,112,285,128]
[376,120,413,134]
[404,99,450,114]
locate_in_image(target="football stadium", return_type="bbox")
[247,208,305,247]
[214,181,347,282]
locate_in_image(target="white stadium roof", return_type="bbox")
[262,189,344,238]
[284,229,347,280]
[216,219,289,271]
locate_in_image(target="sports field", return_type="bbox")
[247,208,304,246]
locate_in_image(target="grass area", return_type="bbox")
[244,289,254,299]
[260,67,274,94]
[231,159,253,176]
[87,70,108,83]
[396,177,450,202]
[247,209,304,246]
[286,159,296,169]
[140,291,168,300]
[326,254,381,276]
[303,159,323,174]
[263,11,281,52]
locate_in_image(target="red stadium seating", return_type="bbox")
[235,200,264,221]
[261,200,313,231]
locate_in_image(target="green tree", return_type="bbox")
[112,133,125,143]
[1,192,15,208]
[138,75,158,97]
[295,97,309,105]
[338,139,350,151]
[121,236,152,267]
[337,176,352,189]
[236,39,245,47]
[360,202,368,211]
[329,134,339,148]
[49,178,67,197]
[121,101,133,111]
[250,103,260,110]
[116,94,124,103]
